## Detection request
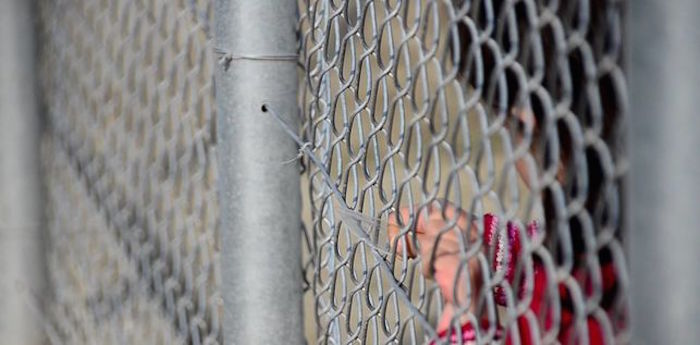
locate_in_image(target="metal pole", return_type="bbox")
[0,0,46,344]
[627,0,700,344]
[214,1,302,344]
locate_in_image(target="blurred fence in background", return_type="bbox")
[38,0,221,344]
[1,0,698,344]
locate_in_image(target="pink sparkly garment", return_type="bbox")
[434,213,615,345]
[483,213,542,306]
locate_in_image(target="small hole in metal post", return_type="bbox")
[261,104,268,112]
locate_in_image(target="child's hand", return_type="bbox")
[387,201,484,333]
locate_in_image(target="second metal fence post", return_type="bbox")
[628,0,700,343]
[0,0,46,344]
[214,1,303,343]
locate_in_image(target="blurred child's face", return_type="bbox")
[512,107,539,187]
[511,107,567,188]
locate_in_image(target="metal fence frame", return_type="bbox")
[0,0,46,344]
[215,0,303,343]
[627,1,700,344]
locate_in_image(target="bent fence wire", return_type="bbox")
[36,0,628,344]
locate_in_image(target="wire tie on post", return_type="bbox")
[215,47,297,71]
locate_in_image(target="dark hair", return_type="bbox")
[451,0,622,269]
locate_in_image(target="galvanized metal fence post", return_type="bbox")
[628,0,700,343]
[214,1,303,344]
[0,0,46,344]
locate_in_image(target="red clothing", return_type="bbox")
[436,214,616,344]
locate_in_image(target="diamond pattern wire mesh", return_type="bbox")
[298,0,629,344]
[39,0,221,344]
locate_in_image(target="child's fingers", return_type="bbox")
[387,201,474,260]
[387,207,417,257]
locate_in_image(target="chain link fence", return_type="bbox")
[39,0,221,344]
[298,0,628,344]
[30,0,628,344]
